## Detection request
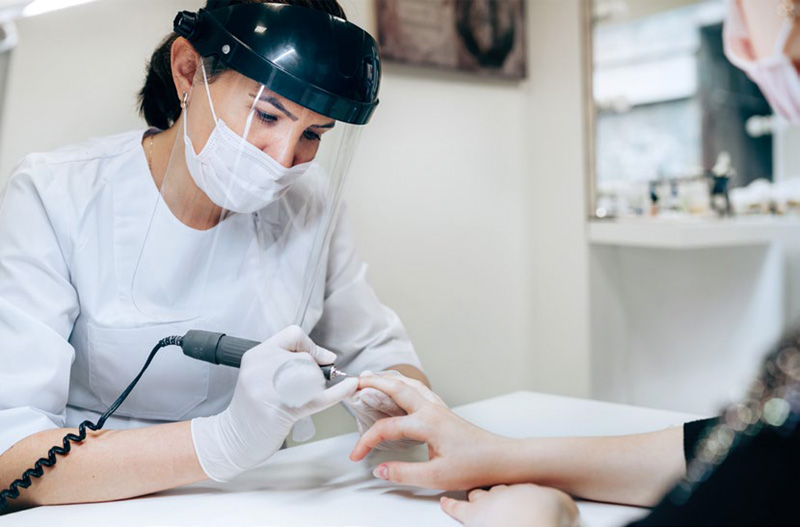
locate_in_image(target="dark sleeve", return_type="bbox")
[682,418,718,463]
[628,420,800,526]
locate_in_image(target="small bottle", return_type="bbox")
[649,181,659,216]
[709,152,735,217]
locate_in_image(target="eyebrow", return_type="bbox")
[251,93,336,129]
[310,121,336,130]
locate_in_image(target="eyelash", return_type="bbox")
[255,111,321,142]
[256,110,277,124]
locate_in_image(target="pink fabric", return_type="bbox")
[723,0,800,124]
[723,0,758,67]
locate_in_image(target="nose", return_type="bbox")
[264,136,300,169]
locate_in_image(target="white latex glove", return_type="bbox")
[291,416,317,443]
[345,370,424,451]
[191,325,357,482]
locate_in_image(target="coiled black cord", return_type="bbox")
[0,335,184,512]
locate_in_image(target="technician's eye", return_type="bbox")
[303,130,321,141]
[256,111,277,124]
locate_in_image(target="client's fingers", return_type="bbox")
[349,415,426,461]
[357,375,429,413]
[372,460,438,488]
[440,496,470,524]
[468,488,489,501]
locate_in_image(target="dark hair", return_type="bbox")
[137,0,347,130]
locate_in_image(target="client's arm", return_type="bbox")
[350,374,686,507]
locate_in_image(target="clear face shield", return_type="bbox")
[131,67,358,332]
[130,3,379,340]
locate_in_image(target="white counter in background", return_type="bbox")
[588,215,800,249]
[4,392,700,527]
[588,215,800,416]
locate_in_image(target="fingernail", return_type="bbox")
[373,465,388,480]
[361,370,373,377]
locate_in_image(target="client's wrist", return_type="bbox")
[487,436,546,486]
[471,434,525,486]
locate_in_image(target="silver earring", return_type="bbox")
[181,92,188,109]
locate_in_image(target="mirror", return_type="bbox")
[589,0,800,219]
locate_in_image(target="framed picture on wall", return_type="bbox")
[376,0,527,79]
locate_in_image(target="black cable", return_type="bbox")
[0,335,184,513]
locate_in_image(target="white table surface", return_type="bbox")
[2,392,701,527]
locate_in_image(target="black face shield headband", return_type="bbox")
[174,2,381,125]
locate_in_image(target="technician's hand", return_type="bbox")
[191,325,357,482]
[344,370,437,450]
[349,374,511,490]
[441,484,580,527]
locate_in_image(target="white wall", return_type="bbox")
[523,0,591,397]
[590,243,785,415]
[0,0,591,440]
[0,0,199,176]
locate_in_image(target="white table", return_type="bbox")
[2,392,701,527]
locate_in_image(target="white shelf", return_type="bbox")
[588,216,800,249]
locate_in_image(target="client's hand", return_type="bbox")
[345,370,441,450]
[441,484,580,527]
[349,373,511,490]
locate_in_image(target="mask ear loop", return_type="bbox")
[199,60,265,170]
[199,57,265,141]
[200,61,219,124]
[183,60,218,154]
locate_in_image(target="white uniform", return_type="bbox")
[0,130,421,455]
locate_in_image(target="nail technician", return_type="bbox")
[0,0,428,511]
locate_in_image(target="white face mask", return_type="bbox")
[183,64,312,213]
[725,11,800,125]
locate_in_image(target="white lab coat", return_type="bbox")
[0,130,421,455]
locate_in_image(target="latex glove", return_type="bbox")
[191,325,357,482]
[345,370,426,451]
[291,416,317,443]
